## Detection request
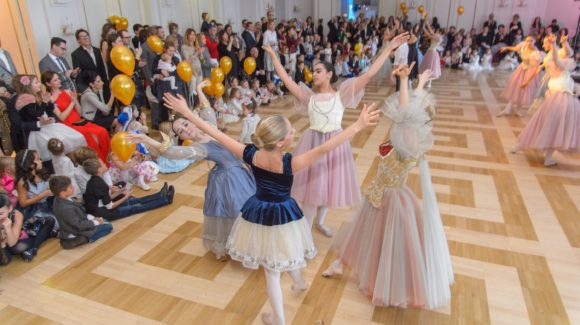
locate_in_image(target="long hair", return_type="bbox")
[11,75,40,100]
[15,149,49,191]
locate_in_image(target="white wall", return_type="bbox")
[23,0,577,72]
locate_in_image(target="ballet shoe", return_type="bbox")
[509,147,520,154]
[291,280,308,292]
[261,312,276,325]
[497,104,512,117]
[516,110,526,117]
[316,224,333,237]
[321,266,343,278]
[544,158,557,167]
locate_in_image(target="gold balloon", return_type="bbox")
[210,67,225,83]
[109,15,121,25]
[457,6,464,15]
[111,45,135,76]
[304,69,313,82]
[354,43,363,55]
[116,17,128,30]
[111,131,136,162]
[182,139,193,146]
[111,74,135,105]
[219,56,233,74]
[202,78,214,96]
[147,36,164,54]
[243,57,256,75]
[177,61,193,82]
[212,82,225,97]
[400,2,407,10]
[402,8,409,15]
[418,5,425,14]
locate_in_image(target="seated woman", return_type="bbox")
[42,71,111,163]
[79,71,119,131]
[12,74,86,162]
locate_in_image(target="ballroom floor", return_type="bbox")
[1,68,579,325]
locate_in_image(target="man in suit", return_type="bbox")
[38,37,79,91]
[71,29,109,100]
[132,23,143,49]
[0,39,17,90]
[242,21,258,52]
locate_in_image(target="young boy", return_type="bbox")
[50,176,113,249]
[82,159,174,221]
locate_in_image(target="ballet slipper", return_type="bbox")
[516,109,526,117]
[544,157,557,167]
[497,103,512,117]
[261,312,276,325]
[291,279,308,292]
[321,266,343,278]
[316,224,333,237]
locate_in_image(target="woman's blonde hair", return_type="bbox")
[251,115,289,151]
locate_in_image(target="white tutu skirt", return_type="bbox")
[28,123,87,161]
[226,217,316,272]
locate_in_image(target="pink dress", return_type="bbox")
[291,79,364,208]
[331,90,453,308]
[517,55,580,152]
[108,154,159,185]
[419,35,442,79]
[1,175,17,208]
[500,47,540,106]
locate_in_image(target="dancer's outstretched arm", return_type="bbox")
[292,103,379,172]
[550,36,565,70]
[352,32,410,93]
[163,93,246,158]
[499,42,523,53]
[416,69,435,92]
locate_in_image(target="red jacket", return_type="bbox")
[206,36,219,59]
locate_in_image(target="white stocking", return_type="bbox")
[316,206,329,226]
[288,269,307,291]
[264,269,285,325]
[301,203,317,228]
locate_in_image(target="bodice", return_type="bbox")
[204,141,246,170]
[308,92,345,133]
[54,91,81,124]
[365,142,418,208]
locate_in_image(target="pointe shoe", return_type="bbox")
[321,266,343,278]
[544,157,558,167]
[261,312,276,325]
[291,280,309,292]
[316,224,333,237]
[497,104,512,117]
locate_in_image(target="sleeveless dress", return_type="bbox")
[331,90,453,308]
[54,91,111,163]
[517,55,580,152]
[226,145,316,272]
[291,79,364,208]
[500,47,540,106]
[419,35,442,79]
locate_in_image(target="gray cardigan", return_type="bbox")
[52,197,97,239]
[80,88,111,121]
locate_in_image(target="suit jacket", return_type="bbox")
[0,50,17,88]
[242,30,257,51]
[71,45,109,99]
[38,54,75,90]
[140,42,157,82]
[52,197,97,239]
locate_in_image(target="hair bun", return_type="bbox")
[251,133,264,149]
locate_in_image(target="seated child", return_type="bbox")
[47,138,81,198]
[50,176,113,249]
[238,100,260,144]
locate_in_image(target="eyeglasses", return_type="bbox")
[78,35,90,40]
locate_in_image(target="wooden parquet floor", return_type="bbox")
[1,69,580,325]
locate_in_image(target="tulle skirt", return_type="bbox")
[500,65,539,106]
[204,215,235,259]
[419,49,441,79]
[28,123,86,161]
[332,185,452,308]
[292,129,361,208]
[517,91,580,152]
[156,156,194,174]
[226,217,316,272]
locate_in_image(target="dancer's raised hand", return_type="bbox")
[417,69,435,89]
[163,93,190,116]
[387,32,410,52]
[355,102,380,130]
[392,62,416,78]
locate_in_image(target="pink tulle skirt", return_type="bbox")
[500,65,539,106]
[419,49,441,79]
[291,129,361,208]
[517,91,580,152]
[332,187,429,307]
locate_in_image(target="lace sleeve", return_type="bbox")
[293,82,314,112]
[162,143,208,162]
[338,78,365,109]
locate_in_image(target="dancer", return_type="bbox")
[419,21,442,86]
[511,36,580,166]
[162,91,379,325]
[497,36,541,117]
[262,32,409,237]
[127,81,256,260]
[322,66,454,309]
